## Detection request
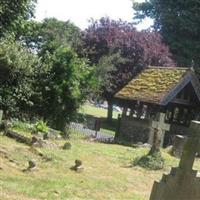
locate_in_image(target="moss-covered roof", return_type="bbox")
[115,67,189,104]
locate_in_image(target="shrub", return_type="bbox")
[133,151,165,170]
[34,120,49,133]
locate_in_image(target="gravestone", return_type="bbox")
[23,160,37,172]
[172,135,188,157]
[0,110,3,124]
[0,110,3,135]
[70,159,84,173]
[150,120,200,200]
[86,117,101,137]
[149,113,170,147]
[62,142,72,150]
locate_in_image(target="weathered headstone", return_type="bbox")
[28,160,36,169]
[150,120,200,200]
[172,135,188,157]
[0,110,3,124]
[149,113,170,147]
[62,142,72,150]
[0,110,3,135]
[70,159,84,173]
[23,160,37,172]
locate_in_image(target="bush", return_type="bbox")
[34,120,49,133]
[133,151,165,170]
[0,38,40,118]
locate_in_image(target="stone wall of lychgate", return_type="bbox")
[116,116,151,143]
[116,116,189,145]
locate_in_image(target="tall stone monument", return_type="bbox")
[150,120,200,200]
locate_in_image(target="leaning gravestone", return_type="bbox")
[150,120,200,200]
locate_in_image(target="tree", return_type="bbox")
[133,0,200,77]
[0,37,40,118]
[39,46,96,132]
[19,18,83,55]
[0,0,37,37]
[83,17,175,121]
[17,18,96,131]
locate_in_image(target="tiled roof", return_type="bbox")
[115,67,189,104]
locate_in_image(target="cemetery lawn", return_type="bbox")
[80,104,119,119]
[79,104,119,135]
[1,134,200,200]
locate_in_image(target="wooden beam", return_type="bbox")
[171,98,193,106]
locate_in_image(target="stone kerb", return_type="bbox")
[149,120,200,200]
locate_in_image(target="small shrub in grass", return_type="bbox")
[133,151,165,170]
[34,120,49,133]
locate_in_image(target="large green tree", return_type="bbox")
[0,0,37,37]
[0,37,40,118]
[39,46,96,132]
[19,18,83,55]
[133,0,200,77]
[18,18,96,131]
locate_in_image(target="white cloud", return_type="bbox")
[35,0,153,30]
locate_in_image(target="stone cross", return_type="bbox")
[149,113,170,147]
[149,120,200,200]
[152,113,170,132]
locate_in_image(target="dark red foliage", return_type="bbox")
[83,17,175,99]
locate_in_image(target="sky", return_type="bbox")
[35,0,153,30]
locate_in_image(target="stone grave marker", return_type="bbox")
[86,117,101,137]
[70,159,84,173]
[0,110,3,124]
[149,113,170,147]
[172,135,188,157]
[149,120,200,200]
[62,142,72,150]
[23,160,37,172]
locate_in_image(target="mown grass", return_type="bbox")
[79,104,120,119]
[79,103,120,135]
[0,134,200,200]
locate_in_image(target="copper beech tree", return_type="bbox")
[83,17,175,121]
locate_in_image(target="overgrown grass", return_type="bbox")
[1,134,200,200]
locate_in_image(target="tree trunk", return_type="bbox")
[107,100,113,122]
